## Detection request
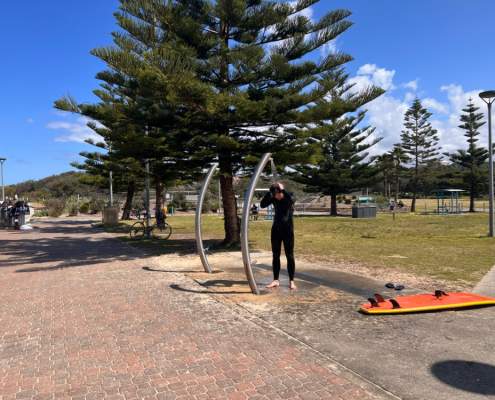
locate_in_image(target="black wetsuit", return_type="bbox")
[260,190,296,281]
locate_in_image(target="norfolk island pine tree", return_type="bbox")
[446,99,488,212]
[400,98,440,212]
[147,0,383,244]
[55,4,209,219]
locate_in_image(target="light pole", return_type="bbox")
[144,126,151,239]
[109,170,114,207]
[0,158,6,202]
[480,90,495,237]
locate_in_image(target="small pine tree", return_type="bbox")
[447,99,488,212]
[389,144,410,202]
[294,111,382,216]
[400,99,440,212]
[374,153,394,198]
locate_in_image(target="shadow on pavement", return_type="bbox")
[0,219,143,271]
[170,282,251,295]
[142,266,223,274]
[431,360,495,395]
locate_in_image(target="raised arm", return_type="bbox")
[283,190,295,206]
[260,191,273,208]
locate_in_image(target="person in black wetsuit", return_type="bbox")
[260,182,297,290]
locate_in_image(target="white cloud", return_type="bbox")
[435,84,488,154]
[347,65,489,158]
[423,97,449,114]
[440,84,485,115]
[321,39,337,57]
[26,118,34,124]
[403,80,418,91]
[350,64,396,92]
[364,93,410,154]
[47,117,103,144]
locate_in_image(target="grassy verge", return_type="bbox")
[102,213,494,285]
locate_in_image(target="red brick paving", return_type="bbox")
[0,218,393,400]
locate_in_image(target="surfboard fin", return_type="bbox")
[435,290,448,299]
[368,297,379,307]
[374,293,386,303]
[389,299,401,309]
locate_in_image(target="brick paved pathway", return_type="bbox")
[0,218,394,400]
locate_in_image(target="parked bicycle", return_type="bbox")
[129,219,172,240]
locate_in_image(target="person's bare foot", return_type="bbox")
[266,280,280,289]
[290,281,297,290]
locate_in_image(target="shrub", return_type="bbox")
[89,198,105,214]
[65,197,79,216]
[79,202,90,214]
[33,209,49,217]
[46,199,66,217]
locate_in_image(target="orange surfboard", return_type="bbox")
[360,291,495,315]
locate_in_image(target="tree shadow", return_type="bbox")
[4,234,142,272]
[0,219,169,272]
[170,280,251,295]
[431,360,495,395]
[142,266,223,274]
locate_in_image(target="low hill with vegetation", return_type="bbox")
[5,171,102,202]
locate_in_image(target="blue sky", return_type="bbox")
[1,0,494,185]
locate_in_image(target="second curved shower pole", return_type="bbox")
[195,163,219,273]
[241,153,274,295]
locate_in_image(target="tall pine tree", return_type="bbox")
[400,99,440,212]
[155,0,382,244]
[447,99,488,212]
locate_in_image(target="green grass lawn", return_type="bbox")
[108,213,494,285]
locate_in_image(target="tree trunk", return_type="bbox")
[411,193,416,213]
[330,194,338,216]
[411,156,419,213]
[121,180,135,220]
[470,179,475,213]
[219,155,240,245]
[155,179,164,219]
[395,175,399,202]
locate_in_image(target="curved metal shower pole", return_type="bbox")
[241,153,273,295]
[195,163,219,273]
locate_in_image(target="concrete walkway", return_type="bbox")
[0,217,393,400]
[163,248,495,400]
[473,264,495,296]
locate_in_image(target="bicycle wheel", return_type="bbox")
[129,222,145,239]
[156,223,172,240]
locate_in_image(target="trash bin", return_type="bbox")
[352,205,377,219]
[102,207,119,225]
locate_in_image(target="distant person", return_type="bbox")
[260,182,297,290]
[156,207,166,227]
[398,200,404,209]
[251,204,259,221]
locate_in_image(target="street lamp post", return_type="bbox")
[144,126,151,239]
[109,170,114,207]
[0,158,6,203]
[480,90,495,237]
